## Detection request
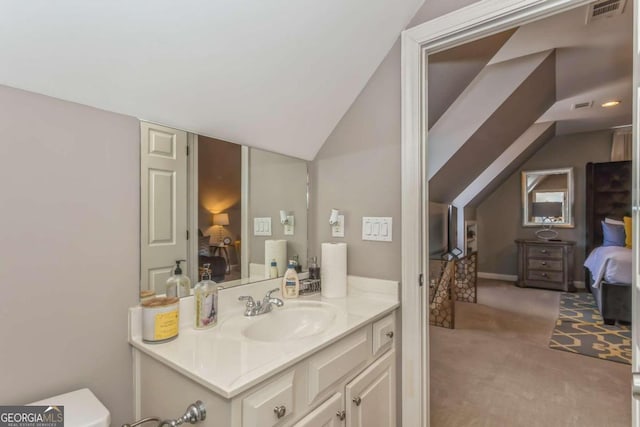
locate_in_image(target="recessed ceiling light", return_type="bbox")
[602,100,621,108]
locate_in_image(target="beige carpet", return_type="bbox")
[430,279,631,427]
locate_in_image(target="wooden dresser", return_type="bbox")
[515,239,576,292]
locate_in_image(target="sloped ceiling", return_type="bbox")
[491,4,632,134]
[0,0,424,160]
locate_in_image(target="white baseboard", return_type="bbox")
[574,281,585,289]
[478,272,518,282]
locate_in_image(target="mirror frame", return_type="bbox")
[521,167,574,228]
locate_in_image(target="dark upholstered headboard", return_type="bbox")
[585,161,632,257]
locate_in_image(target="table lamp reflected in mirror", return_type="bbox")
[531,202,563,240]
[212,212,230,243]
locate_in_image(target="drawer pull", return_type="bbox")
[352,396,362,406]
[540,249,548,254]
[273,405,286,419]
[385,331,394,339]
[542,273,548,277]
[336,410,346,421]
[541,262,547,266]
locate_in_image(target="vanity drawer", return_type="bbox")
[527,270,563,283]
[372,313,395,358]
[526,245,562,259]
[242,371,295,427]
[307,327,370,404]
[527,259,562,271]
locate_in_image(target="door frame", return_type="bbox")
[399,0,631,425]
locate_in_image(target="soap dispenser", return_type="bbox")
[166,260,191,298]
[194,264,218,329]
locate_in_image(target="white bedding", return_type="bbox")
[584,246,632,288]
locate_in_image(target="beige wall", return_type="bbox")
[476,130,612,281]
[0,85,139,425]
[309,0,481,281]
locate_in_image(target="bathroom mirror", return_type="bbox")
[140,122,308,297]
[521,167,574,228]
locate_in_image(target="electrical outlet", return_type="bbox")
[284,216,295,235]
[331,215,345,237]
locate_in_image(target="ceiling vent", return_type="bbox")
[572,101,593,110]
[586,0,626,23]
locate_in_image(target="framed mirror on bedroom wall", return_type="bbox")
[140,121,309,298]
[521,167,574,228]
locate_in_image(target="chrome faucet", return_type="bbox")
[238,288,284,317]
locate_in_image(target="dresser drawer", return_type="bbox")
[527,258,562,271]
[527,270,563,283]
[526,245,563,259]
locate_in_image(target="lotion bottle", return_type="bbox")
[194,264,218,329]
[281,260,300,299]
[269,259,278,279]
[166,260,191,297]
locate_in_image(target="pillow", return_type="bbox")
[198,235,211,256]
[624,216,633,248]
[602,221,626,247]
[605,217,625,226]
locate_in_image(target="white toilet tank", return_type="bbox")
[28,388,110,427]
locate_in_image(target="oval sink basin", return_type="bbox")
[242,302,337,342]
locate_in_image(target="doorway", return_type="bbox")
[400,0,639,426]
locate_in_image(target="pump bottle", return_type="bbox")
[166,260,191,297]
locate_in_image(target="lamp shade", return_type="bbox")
[213,213,230,226]
[531,202,562,218]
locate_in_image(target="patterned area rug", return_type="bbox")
[549,292,631,364]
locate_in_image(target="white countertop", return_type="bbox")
[129,276,399,399]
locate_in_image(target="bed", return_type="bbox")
[585,160,632,324]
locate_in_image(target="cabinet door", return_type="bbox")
[294,393,344,427]
[345,350,395,427]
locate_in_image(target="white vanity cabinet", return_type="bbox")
[294,393,344,427]
[344,349,395,427]
[134,311,397,427]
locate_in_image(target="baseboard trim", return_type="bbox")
[478,272,518,282]
[574,280,585,289]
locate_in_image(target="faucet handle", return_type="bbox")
[238,295,255,307]
[265,288,281,299]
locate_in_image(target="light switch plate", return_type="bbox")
[254,217,272,236]
[284,216,295,235]
[331,215,345,237]
[362,217,392,242]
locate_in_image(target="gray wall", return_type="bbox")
[476,130,612,281]
[249,149,308,270]
[0,85,139,425]
[309,0,481,281]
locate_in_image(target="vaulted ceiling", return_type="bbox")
[0,0,424,160]
[428,3,632,205]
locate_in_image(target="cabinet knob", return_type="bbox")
[540,249,548,254]
[273,405,286,419]
[541,261,547,266]
[336,410,346,421]
[385,331,394,339]
[542,273,548,277]
[352,396,362,406]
